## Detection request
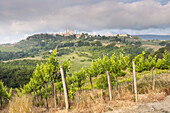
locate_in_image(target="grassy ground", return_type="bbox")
[141,40,160,46]
[0,45,21,52]
[3,56,45,63]
[3,52,92,73]
[57,52,92,73]
[142,45,162,51]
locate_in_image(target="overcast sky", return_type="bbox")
[0,0,170,44]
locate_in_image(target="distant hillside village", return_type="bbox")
[27,28,132,40]
[55,28,132,39]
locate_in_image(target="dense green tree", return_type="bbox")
[134,41,142,47]
[159,41,167,46]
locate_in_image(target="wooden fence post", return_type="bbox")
[33,89,36,105]
[53,83,57,108]
[40,88,43,105]
[114,76,118,93]
[133,61,138,102]
[132,74,134,93]
[60,66,70,110]
[36,90,38,104]
[152,67,155,91]
[106,71,112,101]
[89,77,93,91]
[0,97,2,109]
[44,82,48,109]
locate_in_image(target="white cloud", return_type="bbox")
[0,0,170,43]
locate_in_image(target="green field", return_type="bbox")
[57,52,92,73]
[4,52,92,73]
[0,45,21,52]
[141,40,160,46]
[142,45,162,51]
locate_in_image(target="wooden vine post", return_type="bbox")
[36,90,38,104]
[40,88,43,105]
[0,97,2,109]
[60,66,70,110]
[51,83,57,108]
[53,83,56,108]
[44,82,48,109]
[132,73,134,93]
[133,61,138,102]
[51,84,54,104]
[89,76,93,91]
[33,89,36,105]
[106,71,112,101]
[114,76,118,93]
[152,67,155,91]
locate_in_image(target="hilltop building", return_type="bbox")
[56,29,133,39]
[114,34,131,37]
[76,34,81,39]
[57,28,82,39]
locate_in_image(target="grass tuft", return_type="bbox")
[8,94,33,113]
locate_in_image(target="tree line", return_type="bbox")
[0,60,46,88]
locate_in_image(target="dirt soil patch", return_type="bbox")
[106,95,170,113]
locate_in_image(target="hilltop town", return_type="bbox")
[28,28,132,40]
